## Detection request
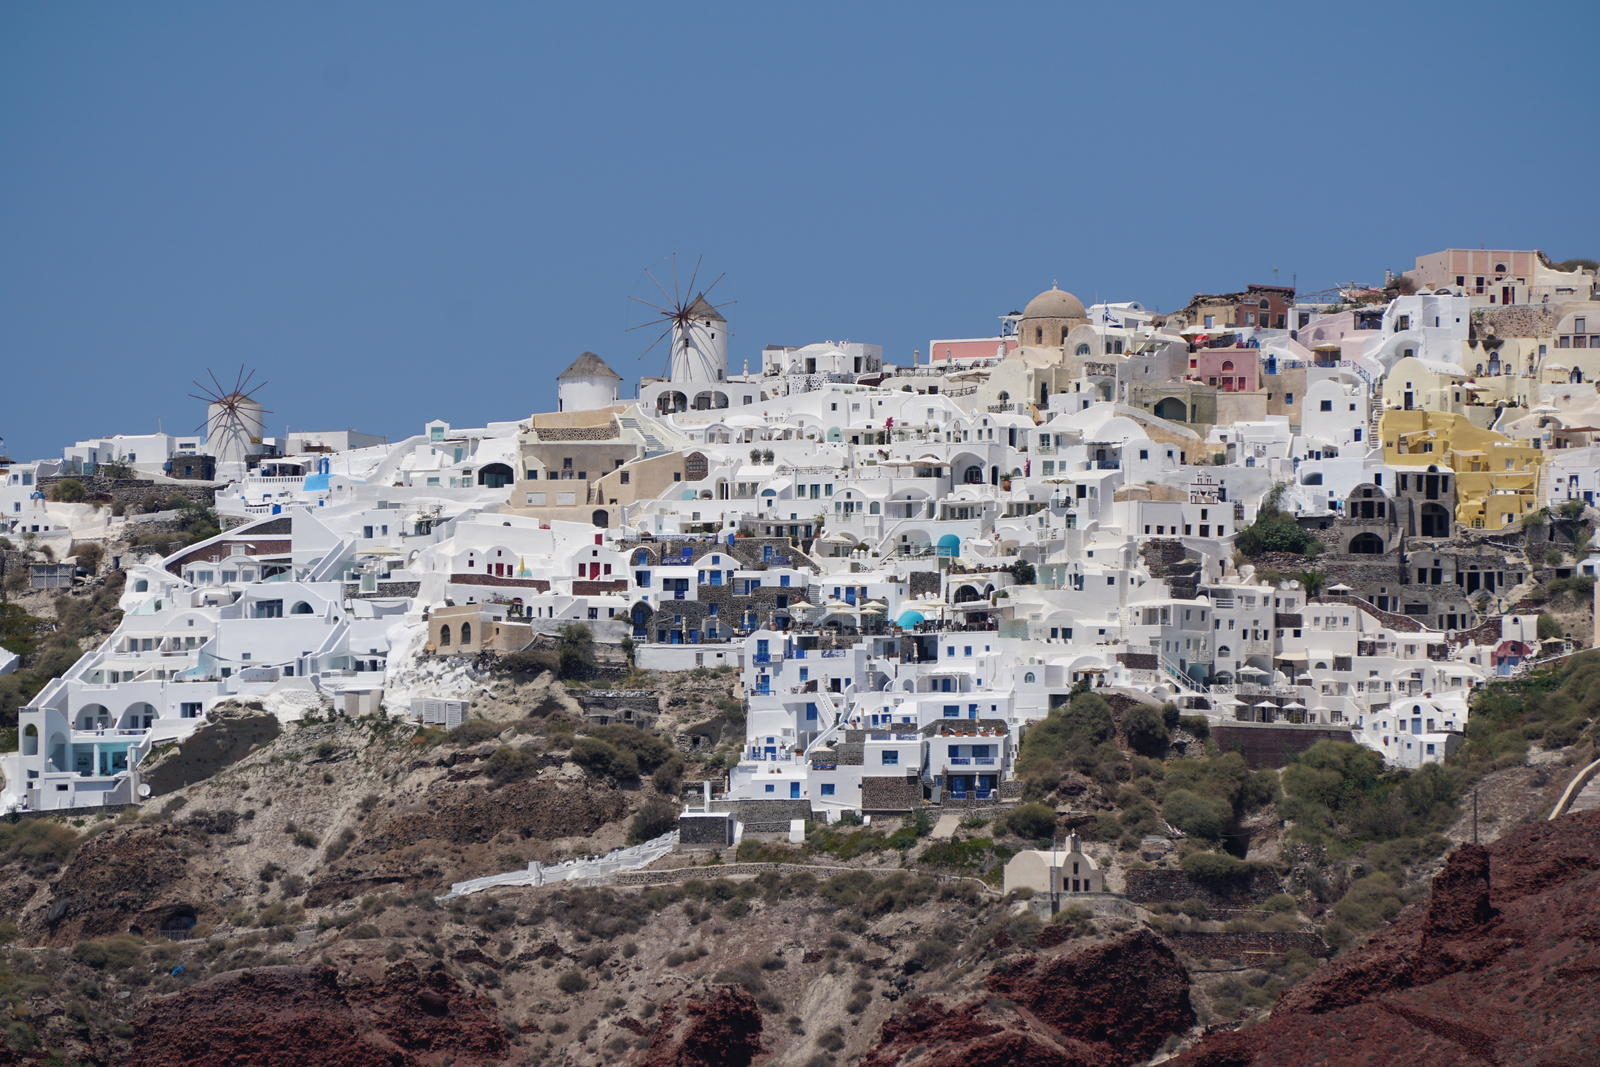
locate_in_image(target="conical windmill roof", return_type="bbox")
[558,352,622,380]
[686,295,726,323]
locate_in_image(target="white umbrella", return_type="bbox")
[860,604,885,614]
[1237,665,1267,676]
[1326,582,1352,593]
[820,534,852,544]
[1254,700,1278,708]
[824,600,858,612]
[1282,701,1307,710]
[862,600,888,610]
[788,599,814,611]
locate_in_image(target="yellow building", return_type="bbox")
[1381,409,1543,530]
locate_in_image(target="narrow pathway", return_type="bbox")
[1570,774,1600,814]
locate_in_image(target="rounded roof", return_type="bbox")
[1022,285,1086,320]
[937,533,962,549]
[896,610,926,628]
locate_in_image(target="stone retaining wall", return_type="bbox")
[1122,867,1280,908]
[607,861,994,895]
[1164,929,1331,959]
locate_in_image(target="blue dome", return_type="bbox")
[302,473,330,491]
[896,610,925,628]
[936,533,961,558]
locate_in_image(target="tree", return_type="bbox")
[557,622,593,679]
[1009,559,1037,585]
[1121,704,1170,756]
[761,450,775,464]
[99,457,135,480]
[1537,613,1564,640]
[749,449,762,464]
[1297,569,1328,600]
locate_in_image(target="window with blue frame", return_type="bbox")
[964,646,972,656]
[820,783,835,796]
[765,783,775,793]
[708,603,718,616]
[969,704,979,717]
[881,750,899,766]
[709,570,723,585]
[780,575,791,587]
[636,570,651,587]
[799,667,808,682]
[805,703,817,720]
[947,647,955,657]
[943,705,959,717]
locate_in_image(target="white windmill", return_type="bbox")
[629,256,733,385]
[191,367,270,480]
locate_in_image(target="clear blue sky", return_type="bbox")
[3,1,1597,461]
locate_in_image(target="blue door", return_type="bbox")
[790,782,800,799]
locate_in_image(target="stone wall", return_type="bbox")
[341,582,422,600]
[39,476,217,512]
[1121,867,1279,908]
[860,774,922,812]
[1210,724,1354,769]
[1164,930,1331,959]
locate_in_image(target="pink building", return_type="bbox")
[1188,349,1258,392]
[926,337,1018,361]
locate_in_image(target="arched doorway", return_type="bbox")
[1348,532,1385,554]
[477,463,514,488]
[1420,503,1451,538]
[591,509,610,528]
[1153,397,1187,422]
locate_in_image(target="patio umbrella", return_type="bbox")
[1237,665,1267,676]
[1326,582,1352,593]
[1254,700,1278,708]
[1282,701,1307,710]
[862,600,888,610]
[860,604,886,614]
[788,599,814,611]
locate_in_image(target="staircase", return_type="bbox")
[617,415,670,457]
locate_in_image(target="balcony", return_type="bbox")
[1094,460,1121,470]
[948,757,971,765]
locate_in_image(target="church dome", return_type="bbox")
[1023,286,1086,320]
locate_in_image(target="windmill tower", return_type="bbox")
[629,256,733,385]
[191,368,271,479]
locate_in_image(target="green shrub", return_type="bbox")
[909,939,954,971]
[71,935,145,970]
[1016,691,1114,778]
[51,478,87,503]
[587,724,674,773]
[653,754,686,795]
[1178,851,1252,883]
[627,798,679,844]
[447,718,501,745]
[571,737,639,780]
[556,969,588,994]
[1332,873,1404,931]
[1122,704,1170,756]
[1162,789,1231,840]
[484,745,539,786]
[1005,802,1057,841]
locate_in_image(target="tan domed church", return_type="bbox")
[1017,284,1089,348]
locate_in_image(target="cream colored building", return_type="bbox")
[1001,831,1105,895]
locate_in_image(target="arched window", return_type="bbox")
[1494,263,1507,273]
[291,601,314,614]
[1217,646,1231,657]
[1060,327,1070,344]
[1076,343,1091,356]
[997,390,1010,402]
[22,725,37,755]
[1259,298,1271,309]
[963,465,984,484]
[439,624,451,646]
[1221,360,1235,371]
[1024,672,1035,683]
[134,579,149,592]
[869,501,880,514]
[460,622,472,645]
[1349,532,1385,554]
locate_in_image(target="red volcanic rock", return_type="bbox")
[1170,810,1600,1067]
[858,928,1193,1067]
[634,987,764,1067]
[126,962,508,1067]
[986,927,1194,1064]
[856,997,1091,1067]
